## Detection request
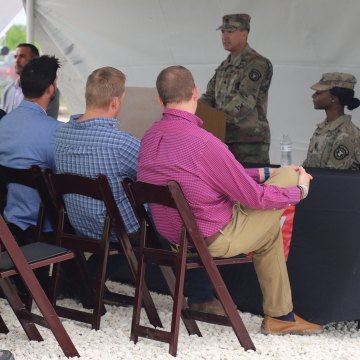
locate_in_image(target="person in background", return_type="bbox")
[138,65,323,334]
[0,55,62,244]
[303,72,360,170]
[200,14,272,164]
[0,43,60,119]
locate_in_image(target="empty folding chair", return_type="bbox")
[0,215,78,358]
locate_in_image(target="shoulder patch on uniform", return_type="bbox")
[249,69,262,82]
[334,145,349,160]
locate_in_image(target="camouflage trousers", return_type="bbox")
[227,142,270,165]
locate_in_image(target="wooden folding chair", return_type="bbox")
[0,164,65,312]
[123,179,255,356]
[44,171,162,330]
[0,215,79,358]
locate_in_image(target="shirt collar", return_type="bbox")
[163,107,203,127]
[226,43,250,66]
[14,78,21,89]
[318,114,351,130]
[69,114,120,127]
[19,99,47,114]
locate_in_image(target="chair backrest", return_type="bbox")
[45,171,129,243]
[122,178,164,247]
[0,164,42,189]
[0,165,48,241]
[45,171,139,278]
[124,180,207,252]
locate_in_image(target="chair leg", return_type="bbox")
[159,265,201,336]
[130,250,146,344]
[74,252,99,310]
[140,283,163,328]
[49,262,61,306]
[202,263,255,351]
[120,242,162,328]
[0,278,43,341]
[218,290,255,351]
[168,255,189,356]
[0,312,9,334]
[92,253,109,330]
[23,271,80,358]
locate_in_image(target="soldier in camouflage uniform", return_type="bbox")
[200,14,272,164]
[303,73,360,170]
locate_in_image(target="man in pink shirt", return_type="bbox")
[138,65,322,335]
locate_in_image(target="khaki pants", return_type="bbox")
[208,167,298,317]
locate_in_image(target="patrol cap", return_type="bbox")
[311,72,357,91]
[217,14,251,32]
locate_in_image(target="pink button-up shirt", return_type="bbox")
[138,108,300,245]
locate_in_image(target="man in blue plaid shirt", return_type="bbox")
[54,67,140,241]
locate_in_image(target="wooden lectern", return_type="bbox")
[119,88,227,142]
[196,102,227,142]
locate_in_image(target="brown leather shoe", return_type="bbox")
[261,314,323,335]
[189,298,225,316]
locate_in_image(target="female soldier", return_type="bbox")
[303,72,360,170]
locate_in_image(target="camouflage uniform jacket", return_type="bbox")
[200,43,273,145]
[303,114,360,170]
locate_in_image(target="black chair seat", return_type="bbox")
[0,242,73,272]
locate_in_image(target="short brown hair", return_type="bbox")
[156,65,195,106]
[85,67,126,109]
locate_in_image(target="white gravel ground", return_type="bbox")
[0,281,359,360]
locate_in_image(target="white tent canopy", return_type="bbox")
[24,0,360,164]
[0,0,22,38]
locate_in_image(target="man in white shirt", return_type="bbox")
[0,43,60,119]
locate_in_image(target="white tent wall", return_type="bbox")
[30,0,360,165]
